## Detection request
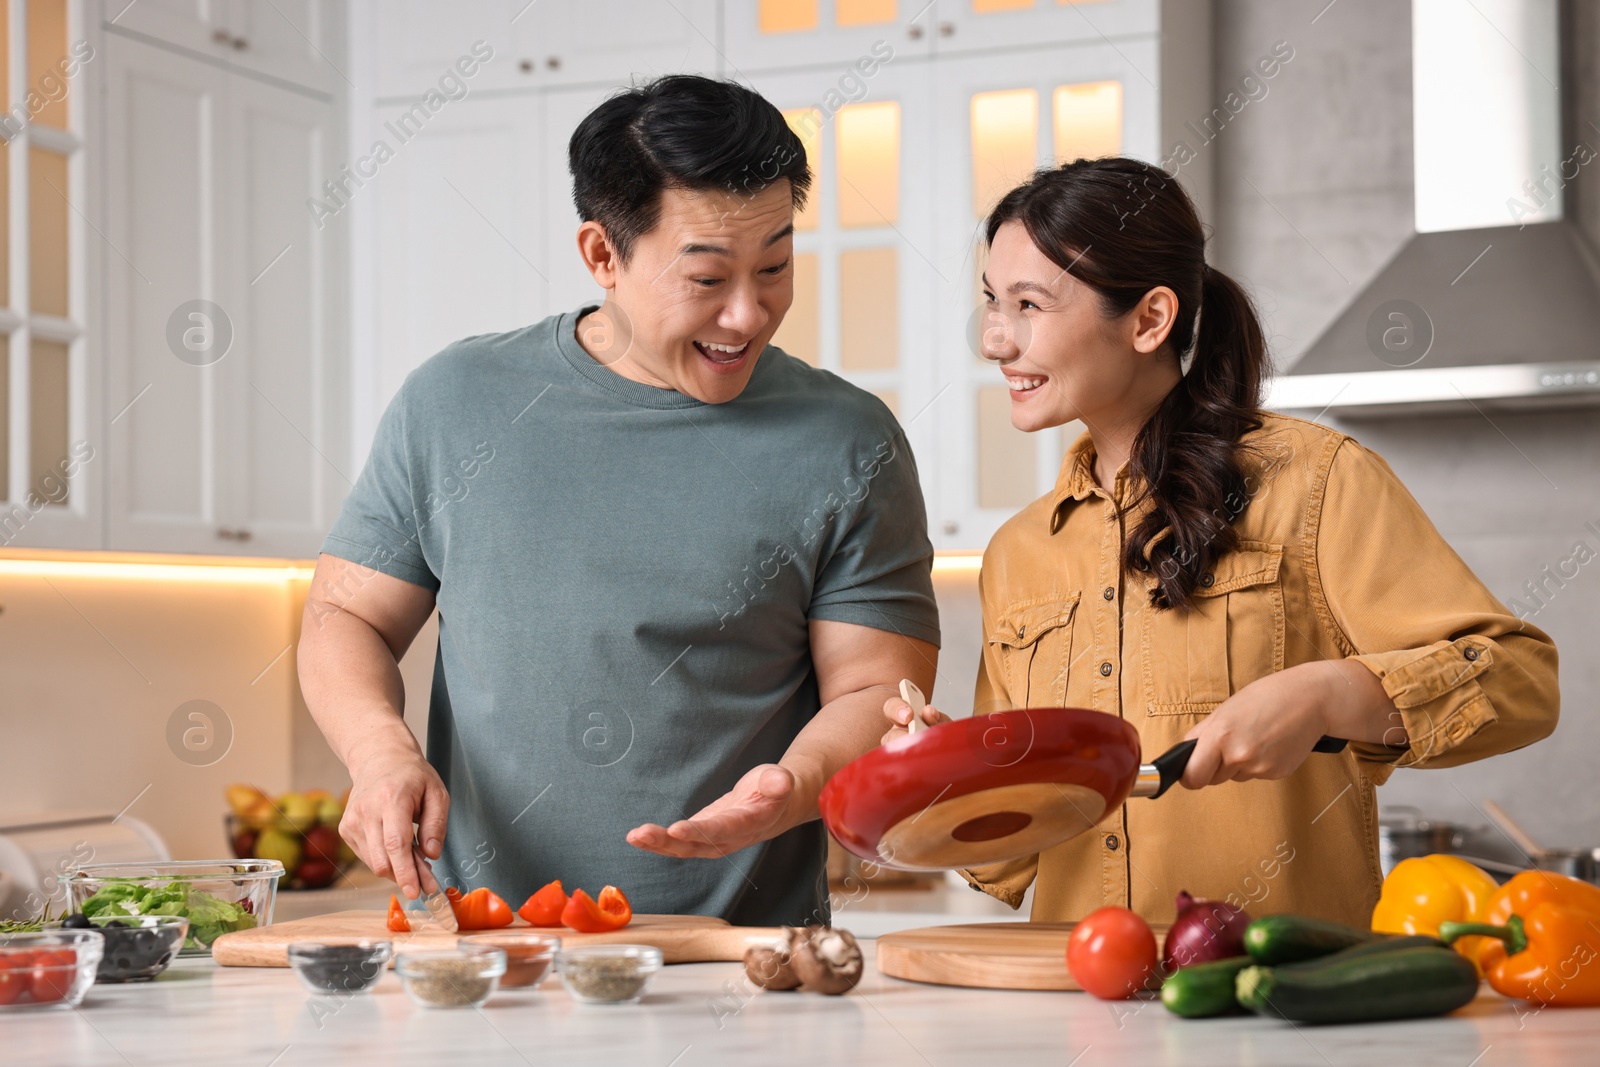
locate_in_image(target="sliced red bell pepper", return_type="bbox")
[561,885,633,933]
[518,880,568,927]
[450,887,515,931]
[386,894,411,933]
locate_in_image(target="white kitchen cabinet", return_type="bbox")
[930,0,1159,56]
[104,0,347,94]
[103,33,345,556]
[720,0,931,73]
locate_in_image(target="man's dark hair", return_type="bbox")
[569,74,812,264]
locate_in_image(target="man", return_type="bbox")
[298,75,940,927]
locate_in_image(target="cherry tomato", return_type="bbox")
[1066,906,1158,1000]
[386,894,411,933]
[517,880,568,927]
[28,948,78,1004]
[560,886,632,934]
[0,954,32,1005]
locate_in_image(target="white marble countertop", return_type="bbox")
[7,942,1598,1067]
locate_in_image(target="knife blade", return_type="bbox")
[411,843,457,933]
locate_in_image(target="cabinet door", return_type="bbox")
[725,0,933,70]
[930,0,1158,55]
[931,41,1156,550]
[219,76,346,557]
[221,0,346,95]
[365,95,545,443]
[103,0,228,55]
[739,61,939,530]
[540,85,613,319]
[520,0,720,85]
[104,36,233,553]
[368,0,524,98]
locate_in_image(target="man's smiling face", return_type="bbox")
[582,180,797,405]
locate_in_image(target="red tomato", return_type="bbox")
[28,948,78,1004]
[560,886,632,934]
[450,888,515,931]
[517,880,568,927]
[0,954,32,1005]
[1066,906,1158,1000]
[386,894,411,933]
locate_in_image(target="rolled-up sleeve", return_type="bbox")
[1313,440,1559,782]
[955,563,1041,909]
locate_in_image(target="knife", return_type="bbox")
[411,843,457,933]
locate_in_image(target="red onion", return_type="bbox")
[1163,891,1251,970]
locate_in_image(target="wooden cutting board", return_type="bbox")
[877,921,1169,991]
[212,910,784,967]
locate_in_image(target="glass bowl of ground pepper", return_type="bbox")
[394,945,506,1009]
[555,944,662,1004]
[287,939,392,996]
[460,932,561,989]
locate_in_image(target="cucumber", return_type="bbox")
[1274,933,1445,970]
[1160,956,1253,1018]
[1243,915,1378,965]
[1236,947,1480,1024]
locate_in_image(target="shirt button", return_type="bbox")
[1200,573,1214,587]
[1102,586,1114,600]
[1099,661,1114,677]
[1105,834,1120,851]
[1463,646,1479,661]
[1018,625,1026,640]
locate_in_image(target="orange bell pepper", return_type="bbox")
[386,894,411,933]
[449,887,515,931]
[1440,871,1600,1007]
[561,886,632,933]
[1371,855,1499,971]
[518,880,568,927]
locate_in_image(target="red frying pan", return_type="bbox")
[819,702,1347,872]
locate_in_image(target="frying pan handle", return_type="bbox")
[1143,735,1349,800]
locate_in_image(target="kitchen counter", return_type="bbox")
[7,943,1596,1066]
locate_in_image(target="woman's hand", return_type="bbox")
[1180,659,1400,788]
[881,695,951,744]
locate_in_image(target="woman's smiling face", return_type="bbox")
[979,219,1176,435]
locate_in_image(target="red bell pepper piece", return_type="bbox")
[561,886,633,933]
[386,894,411,933]
[450,887,515,931]
[518,880,568,927]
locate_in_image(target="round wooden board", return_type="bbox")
[876,921,1169,991]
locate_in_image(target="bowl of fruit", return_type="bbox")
[224,784,359,891]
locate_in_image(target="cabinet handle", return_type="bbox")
[546,56,561,70]
[942,520,959,535]
[212,28,231,46]
[216,527,253,542]
[519,58,535,73]
[907,24,924,40]
[232,36,249,51]
[938,21,955,37]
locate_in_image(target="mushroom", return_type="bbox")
[790,924,864,995]
[743,932,802,991]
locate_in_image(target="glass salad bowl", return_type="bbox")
[65,860,281,956]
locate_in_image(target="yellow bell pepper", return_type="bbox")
[1371,854,1499,971]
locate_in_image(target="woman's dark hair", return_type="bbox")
[569,75,812,264]
[985,157,1268,611]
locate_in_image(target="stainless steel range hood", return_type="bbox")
[1267,0,1600,417]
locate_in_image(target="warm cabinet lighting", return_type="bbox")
[971,88,1038,218]
[932,553,983,573]
[0,554,316,584]
[1054,80,1122,162]
[836,101,900,228]
[759,0,818,33]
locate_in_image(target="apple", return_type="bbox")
[303,826,343,866]
[294,857,339,889]
[231,827,259,859]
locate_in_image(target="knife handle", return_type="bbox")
[1143,735,1348,800]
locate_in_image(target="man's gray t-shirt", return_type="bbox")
[322,307,940,927]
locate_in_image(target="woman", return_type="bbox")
[883,157,1559,929]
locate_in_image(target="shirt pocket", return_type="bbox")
[1144,541,1285,715]
[987,595,1081,707]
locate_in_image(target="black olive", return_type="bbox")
[62,913,92,928]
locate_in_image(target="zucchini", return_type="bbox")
[1274,933,1445,970]
[1236,946,1480,1024]
[1243,915,1377,965]
[1160,956,1253,1018]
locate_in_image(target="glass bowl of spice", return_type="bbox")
[460,933,560,989]
[556,944,662,1005]
[394,945,506,1009]
[287,939,392,995]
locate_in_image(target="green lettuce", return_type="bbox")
[79,881,258,948]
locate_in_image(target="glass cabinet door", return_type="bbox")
[725,0,933,72]
[931,0,1159,56]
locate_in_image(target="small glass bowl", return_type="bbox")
[393,945,506,1009]
[287,940,392,995]
[556,944,662,1004]
[0,930,104,1010]
[62,915,188,983]
[460,933,560,989]
[66,859,282,956]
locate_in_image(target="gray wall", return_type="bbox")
[1211,0,1599,846]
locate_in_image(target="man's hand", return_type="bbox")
[626,764,798,859]
[341,742,449,899]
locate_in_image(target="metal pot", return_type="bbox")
[1378,806,1469,876]
[1484,800,1600,884]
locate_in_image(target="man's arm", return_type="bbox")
[298,553,444,897]
[626,620,938,858]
